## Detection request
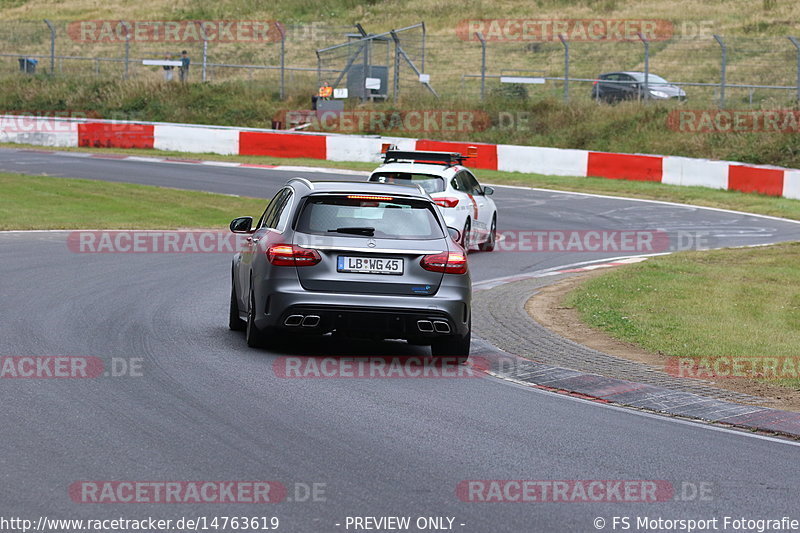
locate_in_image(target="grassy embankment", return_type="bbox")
[0,172,266,230]
[567,243,800,388]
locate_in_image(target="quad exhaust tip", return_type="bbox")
[284,315,304,327]
[417,320,434,333]
[433,320,451,334]
[284,314,321,327]
[417,320,450,334]
[302,315,321,327]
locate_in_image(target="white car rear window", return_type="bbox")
[370,172,446,194]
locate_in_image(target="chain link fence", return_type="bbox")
[460,32,800,107]
[1,19,799,108]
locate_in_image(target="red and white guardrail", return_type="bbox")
[0,114,797,200]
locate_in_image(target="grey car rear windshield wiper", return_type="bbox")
[327,227,375,236]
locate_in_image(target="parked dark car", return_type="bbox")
[591,71,686,103]
[228,178,472,360]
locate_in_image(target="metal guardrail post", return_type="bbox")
[713,34,726,108]
[475,32,486,100]
[789,37,800,102]
[43,19,56,76]
[558,34,569,102]
[637,32,649,102]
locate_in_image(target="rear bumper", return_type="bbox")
[278,304,464,340]
[254,277,471,340]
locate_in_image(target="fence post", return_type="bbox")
[120,20,130,80]
[389,30,400,104]
[558,34,569,102]
[362,37,370,101]
[637,31,649,102]
[713,34,726,108]
[789,37,800,102]
[43,19,56,76]
[391,30,400,103]
[202,38,208,82]
[421,21,426,73]
[277,23,286,99]
[475,31,486,101]
[315,50,322,87]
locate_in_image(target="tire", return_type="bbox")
[461,219,471,252]
[229,282,246,331]
[245,283,269,348]
[479,215,496,252]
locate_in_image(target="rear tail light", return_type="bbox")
[267,244,321,267]
[433,197,460,208]
[420,251,468,275]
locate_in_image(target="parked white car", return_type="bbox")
[368,149,498,251]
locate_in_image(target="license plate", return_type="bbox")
[337,256,403,275]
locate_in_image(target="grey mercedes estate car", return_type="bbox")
[228,178,471,361]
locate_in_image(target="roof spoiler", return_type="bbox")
[380,144,478,166]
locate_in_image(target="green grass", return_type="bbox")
[0,173,267,229]
[4,142,800,221]
[567,243,800,387]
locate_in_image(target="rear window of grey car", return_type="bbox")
[369,172,445,194]
[296,195,445,240]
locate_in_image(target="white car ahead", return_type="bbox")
[368,149,498,252]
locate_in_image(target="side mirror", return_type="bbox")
[447,227,461,242]
[483,186,494,196]
[229,216,253,234]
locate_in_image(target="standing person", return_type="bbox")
[162,53,174,82]
[179,50,190,83]
[318,82,332,100]
[313,82,332,110]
